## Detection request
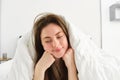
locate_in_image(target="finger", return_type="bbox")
[46,51,56,61]
[66,48,72,54]
[46,50,56,59]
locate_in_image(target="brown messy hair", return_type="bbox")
[33,13,70,80]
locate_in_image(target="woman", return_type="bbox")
[33,13,78,80]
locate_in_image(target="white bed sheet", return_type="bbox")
[0,59,13,80]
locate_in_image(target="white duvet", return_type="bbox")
[0,60,13,80]
[1,17,120,80]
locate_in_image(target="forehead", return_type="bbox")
[41,23,63,37]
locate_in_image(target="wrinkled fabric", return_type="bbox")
[3,31,37,80]
[67,22,120,80]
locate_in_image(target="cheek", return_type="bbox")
[43,44,52,51]
[62,38,68,50]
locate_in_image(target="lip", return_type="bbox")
[54,48,62,52]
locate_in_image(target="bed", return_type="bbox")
[0,59,13,80]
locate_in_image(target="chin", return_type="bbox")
[54,53,64,59]
[53,50,66,59]
[56,56,62,59]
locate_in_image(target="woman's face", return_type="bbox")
[41,23,68,59]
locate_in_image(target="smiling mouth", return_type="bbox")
[55,48,62,52]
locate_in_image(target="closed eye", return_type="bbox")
[44,39,52,43]
[57,36,63,39]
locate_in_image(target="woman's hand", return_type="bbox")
[62,48,75,69]
[34,51,55,80]
[35,51,55,72]
[62,48,78,80]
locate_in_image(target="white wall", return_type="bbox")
[0,0,1,58]
[101,0,120,56]
[1,0,101,58]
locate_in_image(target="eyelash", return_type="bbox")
[45,40,52,43]
[45,41,50,43]
[57,35,63,39]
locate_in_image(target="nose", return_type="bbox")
[52,39,59,48]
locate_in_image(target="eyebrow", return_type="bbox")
[43,31,63,40]
[55,31,63,36]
